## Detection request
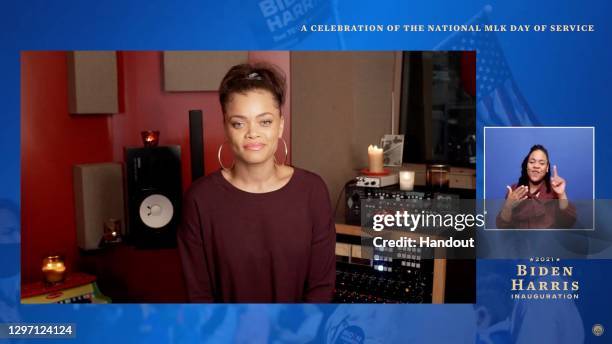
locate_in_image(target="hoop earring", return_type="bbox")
[217,142,234,171]
[274,137,288,165]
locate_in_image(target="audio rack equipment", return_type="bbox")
[356,174,399,188]
[337,181,476,303]
[334,233,437,303]
[345,183,470,226]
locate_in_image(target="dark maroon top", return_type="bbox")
[177,167,336,303]
[496,183,576,229]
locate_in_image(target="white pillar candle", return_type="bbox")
[367,145,384,173]
[399,170,415,191]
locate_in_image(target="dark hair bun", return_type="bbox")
[219,62,286,114]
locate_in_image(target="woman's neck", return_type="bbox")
[225,160,280,192]
[528,180,543,194]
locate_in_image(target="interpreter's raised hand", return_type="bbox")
[551,165,567,197]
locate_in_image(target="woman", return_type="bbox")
[177,62,336,302]
[496,144,576,229]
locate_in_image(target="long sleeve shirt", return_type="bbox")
[177,167,336,302]
[496,183,576,229]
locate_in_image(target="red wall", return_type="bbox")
[21,51,291,293]
[21,52,114,281]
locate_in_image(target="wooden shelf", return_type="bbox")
[336,223,370,237]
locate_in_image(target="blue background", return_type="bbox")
[484,127,594,200]
[2,0,612,343]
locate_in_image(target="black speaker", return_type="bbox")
[125,145,182,248]
[189,109,204,181]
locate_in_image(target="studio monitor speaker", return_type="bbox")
[73,163,125,250]
[125,145,182,248]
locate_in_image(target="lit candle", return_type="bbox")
[399,171,415,191]
[368,145,384,173]
[141,130,160,147]
[42,256,66,284]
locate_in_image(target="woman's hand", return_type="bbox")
[551,165,569,210]
[499,185,528,223]
[504,185,529,209]
[551,165,567,198]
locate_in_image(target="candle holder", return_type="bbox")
[41,255,66,285]
[100,218,122,246]
[141,131,160,147]
[426,164,450,190]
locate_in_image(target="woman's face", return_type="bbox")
[526,149,549,183]
[224,89,284,166]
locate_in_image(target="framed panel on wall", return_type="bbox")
[163,51,248,91]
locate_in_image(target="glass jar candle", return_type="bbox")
[141,130,160,147]
[426,164,450,190]
[399,170,416,191]
[42,255,66,284]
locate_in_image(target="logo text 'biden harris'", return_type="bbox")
[258,0,318,33]
[511,259,579,300]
